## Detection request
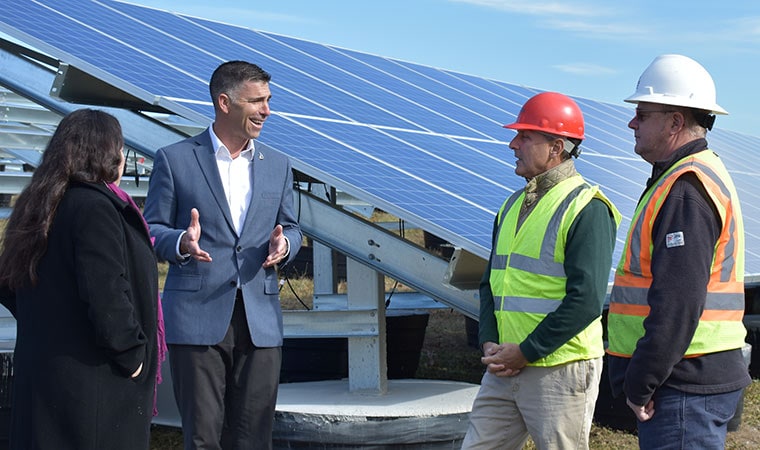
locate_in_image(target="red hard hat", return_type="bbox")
[504,92,585,140]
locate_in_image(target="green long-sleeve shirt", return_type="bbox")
[478,177,617,363]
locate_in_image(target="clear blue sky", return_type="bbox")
[133,0,758,137]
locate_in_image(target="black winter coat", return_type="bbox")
[1,182,159,450]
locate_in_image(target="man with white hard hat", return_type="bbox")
[606,54,749,449]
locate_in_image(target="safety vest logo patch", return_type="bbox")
[666,231,685,248]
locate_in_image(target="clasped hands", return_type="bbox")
[481,341,528,377]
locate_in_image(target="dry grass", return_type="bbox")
[149,216,760,448]
[150,301,760,449]
[418,309,760,450]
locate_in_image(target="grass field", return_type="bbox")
[150,302,760,449]
[417,309,760,450]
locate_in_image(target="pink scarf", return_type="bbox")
[107,182,167,416]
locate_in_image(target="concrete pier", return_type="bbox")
[274,379,479,449]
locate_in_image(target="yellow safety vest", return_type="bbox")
[490,175,621,366]
[607,150,745,358]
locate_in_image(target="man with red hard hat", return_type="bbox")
[462,92,621,449]
[607,54,749,449]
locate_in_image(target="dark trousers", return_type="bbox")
[637,386,742,450]
[169,292,282,450]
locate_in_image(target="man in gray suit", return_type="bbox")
[144,61,302,449]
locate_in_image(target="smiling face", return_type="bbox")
[215,80,271,154]
[509,129,561,179]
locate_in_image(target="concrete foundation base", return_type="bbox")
[274,379,479,449]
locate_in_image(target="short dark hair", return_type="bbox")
[209,61,271,109]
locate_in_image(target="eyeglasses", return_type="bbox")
[634,109,676,122]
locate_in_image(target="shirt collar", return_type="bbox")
[649,138,708,187]
[209,124,254,161]
[525,159,578,197]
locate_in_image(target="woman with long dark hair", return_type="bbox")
[0,109,159,450]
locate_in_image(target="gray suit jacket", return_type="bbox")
[144,129,302,347]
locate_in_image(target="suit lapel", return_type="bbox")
[240,140,265,238]
[194,130,236,234]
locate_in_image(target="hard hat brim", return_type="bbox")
[624,94,728,115]
[503,123,585,141]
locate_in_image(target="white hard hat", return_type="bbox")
[625,54,728,115]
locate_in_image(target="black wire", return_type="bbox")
[276,171,309,310]
[134,154,139,187]
[384,219,405,308]
[278,263,310,310]
[385,279,399,308]
[288,276,310,310]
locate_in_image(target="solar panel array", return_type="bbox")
[2,0,758,276]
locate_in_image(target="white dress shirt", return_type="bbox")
[175,127,290,262]
[175,127,253,259]
[209,126,253,235]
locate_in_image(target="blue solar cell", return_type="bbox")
[1,0,208,101]
[181,18,431,132]
[347,52,530,119]
[265,35,512,141]
[261,115,497,250]
[93,1,350,122]
[2,0,759,275]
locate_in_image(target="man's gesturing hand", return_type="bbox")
[180,208,212,262]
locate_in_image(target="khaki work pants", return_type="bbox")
[462,357,602,450]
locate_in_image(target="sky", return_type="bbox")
[130,0,760,136]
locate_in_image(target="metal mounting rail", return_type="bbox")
[291,190,480,319]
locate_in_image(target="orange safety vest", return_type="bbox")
[607,150,745,358]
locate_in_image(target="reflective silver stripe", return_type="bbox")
[627,203,646,276]
[491,254,508,270]
[493,189,524,247]
[508,253,565,277]
[611,285,744,310]
[500,189,524,225]
[609,284,646,305]
[723,215,736,282]
[494,296,561,314]
[489,190,525,270]
[506,184,587,276]
[493,295,504,312]
[490,189,523,270]
[692,161,736,283]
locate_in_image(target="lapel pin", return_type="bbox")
[258,152,264,160]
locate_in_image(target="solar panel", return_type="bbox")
[1,0,758,277]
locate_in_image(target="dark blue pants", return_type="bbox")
[637,385,742,450]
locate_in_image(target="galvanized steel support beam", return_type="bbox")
[292,190,480,319]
